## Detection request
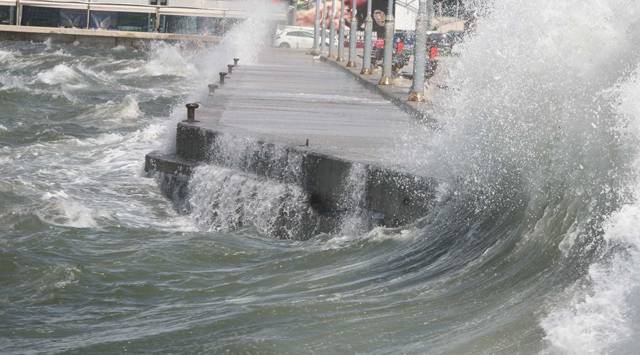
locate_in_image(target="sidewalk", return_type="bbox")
[319,46,443,127]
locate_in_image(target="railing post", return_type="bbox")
[336,0,345,61]
[86,0,91,29]
[378,0,395,85]
[16,0,22,26]
[346,1,357,67]
[360,0,373,74]
[408,0,430,102]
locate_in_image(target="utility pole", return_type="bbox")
[329,0,336,58]
[408,0,431,102]
[337,0,345,61]
[312,0,321,54]
[360,0,373,74]
[346,2,357,67]
[378,0,395,85]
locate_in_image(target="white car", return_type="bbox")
[273,29,315,49]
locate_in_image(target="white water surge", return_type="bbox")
[411,0,640,353]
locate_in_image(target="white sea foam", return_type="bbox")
[91,95,142,122]
[37,191,99,229]
[143,43,198,77]
[399,0,640,352]
[542,63,640,355]
[36,64,82,86]
[0,49,17,63]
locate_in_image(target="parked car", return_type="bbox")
[273,29,315,49]
[272,27,332,49]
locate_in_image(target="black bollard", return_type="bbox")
[219,72,227,84]
[184,103,199,123]
[208,84,218,95]
[227,64,233,74]
[233,58,239,66]
[370,212,385,227]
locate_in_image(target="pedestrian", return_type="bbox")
[396,37,404,54]
[427,40,439,78]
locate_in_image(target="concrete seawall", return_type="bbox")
[145,48,438,239]
[0,25,220,47]
[147,123,436,228]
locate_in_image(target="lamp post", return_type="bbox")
[312,0,321,54]
[346,2,357,67]
[320,0,327,55]
[337,0,345,61]
[378,0,395,85]
[408,0,431,102]
[329,0,336,58]
[360,0,373,75]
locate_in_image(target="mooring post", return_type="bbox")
[346,2,358,67]
[219,72,227,84]
[379,0,395,85]
[184,103,199,123]
[408,0,430,102]
[227,64,234,74]
[233,57,239,66]
[208,84,218,95]
[361,0,373,74]
[337,0,345,61]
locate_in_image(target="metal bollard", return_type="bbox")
[227,64,234,74]
[219,72,227,84]
[233,58,239,66]
[184,103,199,123]
[208,84,218,95]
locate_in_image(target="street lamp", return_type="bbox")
[378,0,395,85]
[312,0,321,54]
[360,0,373,75]
[408,0,431,102]
[329,0,336,58]
[320,0,327,55]
[337,0,345,61]
[346,1,358,67]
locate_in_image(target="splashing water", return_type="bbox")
[401,0,640,352]
[5,0,640,353]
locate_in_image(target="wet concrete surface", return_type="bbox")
[191,48,424,167]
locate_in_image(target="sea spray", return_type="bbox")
[541,64,640,354]
[338,163,369,236]
[188,165,319,239]
[187,135,320,239]
[410,0,640,352]
[156,2,280,152]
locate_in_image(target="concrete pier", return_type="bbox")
[146,48,438,237]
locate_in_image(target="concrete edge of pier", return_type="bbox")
[145,122,438,238]
[319,55,437,127]
[0,25,220,47]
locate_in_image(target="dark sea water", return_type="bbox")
[2,1,640,354]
